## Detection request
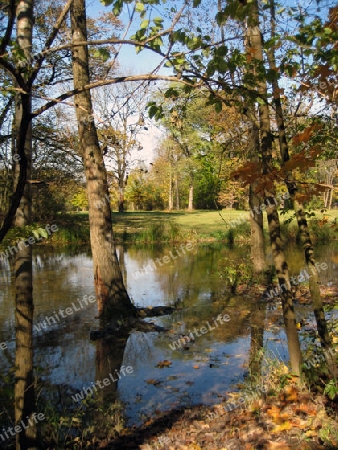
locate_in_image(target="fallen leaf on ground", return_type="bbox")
[272,421,292,433]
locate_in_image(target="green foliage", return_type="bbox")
[219,256,253,293]
[324,378,338,400]
[137,220,182,243]
[70,188,89,212]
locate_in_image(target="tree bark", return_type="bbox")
[188,182,194,211]
[14,1,37,448]
[248,119,266,274]
[118,183,124,213]
[249,183,266,274]
[70,0,136,319]
[175,174,180,210]
[247,0,302,375]
[267,0,336,376]
[168,165,173,211]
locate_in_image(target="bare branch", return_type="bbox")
[32,74,199,117]
[31,0,73,81]
[0,0,16,54]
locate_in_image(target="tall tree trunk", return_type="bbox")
[249,183,266,274]
[118,181,124,213]
[188,182,194,211]
[247,0,302,375]
[267,0,336,375]
[14,1,37,449]
[70,0,136,319]
[93,335,129,436]
[248,119,266,274]
[175,174,180,210]
[248,304,265,383]
[168,162,173,211]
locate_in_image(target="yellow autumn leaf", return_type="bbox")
[272,421,292,433]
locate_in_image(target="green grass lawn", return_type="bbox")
[111,210,249,236]
[110,208,338,242]
[33,208,337,246]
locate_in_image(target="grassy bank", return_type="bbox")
[111,209,338,244]
[1,209,337,249]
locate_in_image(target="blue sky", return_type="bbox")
[87,0,172,75]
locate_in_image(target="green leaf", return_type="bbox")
[113,0,123,16]
[148,105,158,119]
[93,48,111,62]
[153,16,164,26]
[193,0,201,6]
[148,104,163,120]
[140,19,149,29]
[100,0,114,5]
[135,2,145,12]
[214,101,222,113]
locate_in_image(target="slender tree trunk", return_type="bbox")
[188,182,194,211]
[248,304,265,383]
[267,0,336,375]
[328,187,333,209]
[168,163,173,211]
[70,0,136,319]
[175,174,180,210]
[249,183,266,274]
[247,0,301,375]
[14,1,37,448]
[118,181,124,213]
[248,119,266,274]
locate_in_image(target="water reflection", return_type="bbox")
[0,242,337,434]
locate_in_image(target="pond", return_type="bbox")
[0,241,337,437]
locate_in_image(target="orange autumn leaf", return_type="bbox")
[156,360,172,368]
[267,405,281,420]
[283,385,299,402]
[296,404,317,416]
[146,379,161,385]
[292,124,322,145]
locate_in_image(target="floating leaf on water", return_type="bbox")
[146,379,161,385]
[156,360,172,368]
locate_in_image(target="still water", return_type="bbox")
[0,242,337,429]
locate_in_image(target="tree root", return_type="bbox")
[90,305,175,340]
